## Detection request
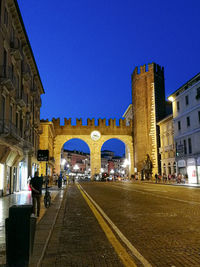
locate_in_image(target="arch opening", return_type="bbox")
[100,138,130,181]
[60,138,91,181]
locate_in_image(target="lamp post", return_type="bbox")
[122,159,130,179]
[73,164,79,179]
[110,169,114,181]
[61,158,66,173]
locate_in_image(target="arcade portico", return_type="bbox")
[49,118,134,179]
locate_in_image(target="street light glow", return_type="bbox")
[168,96,174,102]
[73,164,79,171]
[61,159,66,166]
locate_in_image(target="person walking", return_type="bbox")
[155,173,158,183]
[58,173,63,189]
[30,171,43,217]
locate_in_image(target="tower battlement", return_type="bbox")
[132,63,164,78]
[49,117,132,128]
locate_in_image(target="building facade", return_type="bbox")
[0,0,44,196]
[62,149,90,175]
[157,114,176,176]
[169,73,200,184]
[39,120,55,179]
[122,104,133,126]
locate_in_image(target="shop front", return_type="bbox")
[187,158,197,184]
[0,163,5,197]
[18,160,28,191]
[197,157,200,184]
[177,159,186,176]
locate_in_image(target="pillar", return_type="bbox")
[90,143,101,180]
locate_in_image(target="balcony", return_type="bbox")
[0,119,21,143]
[0,66,16,91]
[10,38,23,61]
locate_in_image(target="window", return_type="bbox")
[184,140,187,154]
[0,1,2,22]
[1,96,5,120]
[178,121,181,130]
[20,112,23,137]
[188,138,192,154]
[198,111,200,123]
[168,163,171,175]
[3,49,7,76]
[186,116,190,127]
[196,87,200,100]
[177,101,180,111]
[4,7,8,26]
[9,105,12,123]
[16,112,19,129]
[185,95,189,105]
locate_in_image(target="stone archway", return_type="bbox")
[54,134,134,179]
[99,136,134,178]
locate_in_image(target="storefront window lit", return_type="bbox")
[19,161,28,191]
[0,164,5,190]
[187,166,197,184]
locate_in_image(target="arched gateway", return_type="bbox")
[52,118,134,179]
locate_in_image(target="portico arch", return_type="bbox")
[54,134,134,179]
[51,117,134,179]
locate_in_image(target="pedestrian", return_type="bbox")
[155,173,158,183]
[30,171,43,217]
[58,173,62,189]
[63,175,67,185]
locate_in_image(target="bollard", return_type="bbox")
[5,205,36,267]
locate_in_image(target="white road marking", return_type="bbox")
[110,184,200,206]
[79,184,152,267]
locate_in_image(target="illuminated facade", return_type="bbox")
[132,63,166,175]
[39,120,55,178]
[169,73,200,184]
[0,0,44,196]
[157,114,176,176]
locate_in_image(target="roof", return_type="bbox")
[169,72,200,98]
[122,104,132,118]
[14,0,45,94]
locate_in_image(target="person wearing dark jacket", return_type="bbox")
[30,171,43,217]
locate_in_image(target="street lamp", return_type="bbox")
[73,164,79,178]
[122,159,130,179]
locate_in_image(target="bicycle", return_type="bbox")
[44,182,51,208]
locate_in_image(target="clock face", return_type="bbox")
[91,131,101,141]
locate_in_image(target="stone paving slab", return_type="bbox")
[41,184,125,267]
[29,189,66,267]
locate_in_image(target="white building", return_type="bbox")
[157,114,176,176]
[169,73,200,184]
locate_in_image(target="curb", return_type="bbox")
[29,188,67,267]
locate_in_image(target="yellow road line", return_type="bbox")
[77,184,137,267]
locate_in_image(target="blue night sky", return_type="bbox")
[17,0,200,155]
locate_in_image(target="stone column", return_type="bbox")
[54,136,63,175]
[90,142,101,180]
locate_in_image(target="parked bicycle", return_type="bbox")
[44,179,51,208]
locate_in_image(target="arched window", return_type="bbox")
[168,163,171,175]
[173,162,176,174]
[163,163,166,175]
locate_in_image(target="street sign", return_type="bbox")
[37,150,49,161]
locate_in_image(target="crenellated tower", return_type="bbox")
[132,63,166,175]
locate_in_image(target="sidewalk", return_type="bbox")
[0,186,62,266]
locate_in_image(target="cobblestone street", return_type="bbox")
[40,181,200,266]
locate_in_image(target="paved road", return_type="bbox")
[42,182,200,266]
